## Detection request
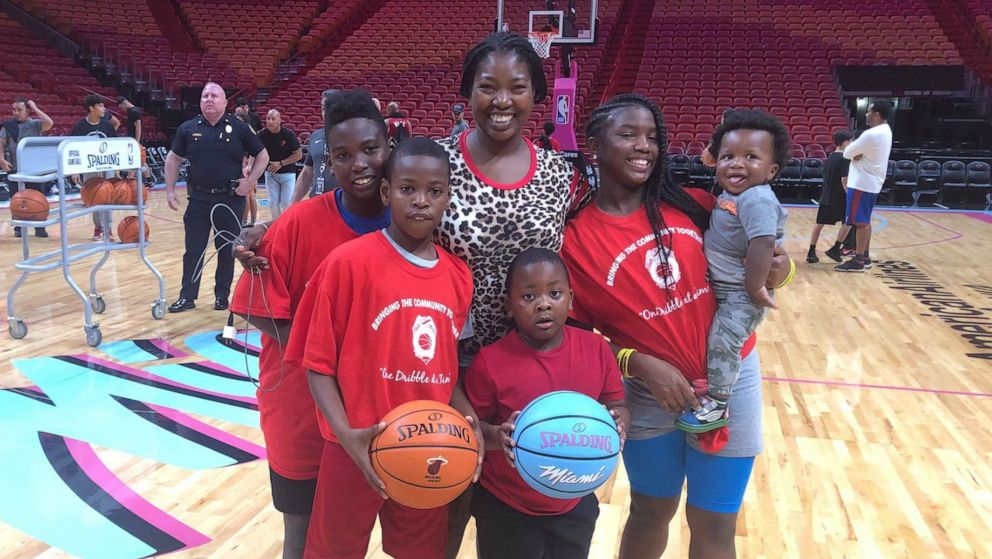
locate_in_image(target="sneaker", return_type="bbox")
[863,259,873,270]
[806,250,819,264]
[824,246,843,262]
[676,396,729,433]
[92,227,103,241]
[835,258,865,272]
[841,247,856,257]
[14,227,22,238]
[34,228,48,238]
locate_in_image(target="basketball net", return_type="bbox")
[528,31,556,58]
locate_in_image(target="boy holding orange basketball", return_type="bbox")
[286,137,479,559]
[230,90,391,559]
[463,247,629,559]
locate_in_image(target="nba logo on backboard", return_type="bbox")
[556,95,570,125]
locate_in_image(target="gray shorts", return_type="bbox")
[624,350,763,458]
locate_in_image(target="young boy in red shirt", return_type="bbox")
[464,247,629,559]
[286,137,479,559]
[229,90,391,558]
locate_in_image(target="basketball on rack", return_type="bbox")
[370,400,479,509]
[109,178,132,205]
[81,177,110,206]
[117,216,149,243]
[83,178,115,207]
[127,179,148,205]
[10,189,49,221]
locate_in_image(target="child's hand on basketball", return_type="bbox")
[608,408,627,450]
[500,411,521,468]
[341,421,388,499]
[465,415,485,482]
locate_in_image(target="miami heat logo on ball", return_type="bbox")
[645,247,680,289]
[426,455,448,476]
[411,315,437,364]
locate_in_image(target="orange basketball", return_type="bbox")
[10,189,49,221]
[81,177,110,206]
[116,215,150,243]
[128,179,149,205]
[370,400,478,509]
[85,179,116,206]
[109,178,131,205]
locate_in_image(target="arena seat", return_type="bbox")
[965,161,992,206]
[940,160,969,202]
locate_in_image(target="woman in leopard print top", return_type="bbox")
[436,32,590,362]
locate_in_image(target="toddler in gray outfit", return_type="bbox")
[678,110,789,434]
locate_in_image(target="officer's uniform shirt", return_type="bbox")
[171,114,264,195]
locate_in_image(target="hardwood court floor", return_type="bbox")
[1,191,990,558]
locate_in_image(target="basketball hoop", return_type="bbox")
[528,31,557,59]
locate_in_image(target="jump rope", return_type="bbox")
[182,201,287,393]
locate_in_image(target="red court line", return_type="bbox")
[763,376,992,398]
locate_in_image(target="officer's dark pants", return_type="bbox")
[179,190,246,301]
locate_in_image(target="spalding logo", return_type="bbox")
[645,246,681,289]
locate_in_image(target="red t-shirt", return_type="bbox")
[561,190,754,382]
[464,326,625,516]
[229,193,358,479]
[286,231,474,443]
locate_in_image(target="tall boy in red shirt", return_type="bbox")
[464,247,629,559]
[229,90,392,558]
[286,137,479,559]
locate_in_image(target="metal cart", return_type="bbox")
[6,136,167,347]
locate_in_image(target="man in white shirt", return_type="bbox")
[835,99,893,272]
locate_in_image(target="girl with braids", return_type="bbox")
[561,93,790,559]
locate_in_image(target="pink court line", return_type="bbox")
[148,338,187,359]
[763,376,992,398]
[145,402,267,459]
[63,437,211,548]
[73,354,258,405]
[970,213,992,224]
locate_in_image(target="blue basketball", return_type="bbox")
[511,390,621,499]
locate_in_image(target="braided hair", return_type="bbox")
[586,93,711,291]
[459,32,548,103]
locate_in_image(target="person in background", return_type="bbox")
[534,121,560,151]
[71,93,120,241]
[165,82,268,313]
[385,101,412,142]
[807,130,853,263]
[2,97,54,237]
[258,109,302,219]
[450,103,470,139]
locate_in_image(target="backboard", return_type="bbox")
[496,0,598,46]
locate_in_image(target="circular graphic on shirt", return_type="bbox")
[412,315,437,365]
[645,246,681,290]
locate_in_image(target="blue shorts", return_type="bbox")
[622,431,755,514]
[845,189,878,225]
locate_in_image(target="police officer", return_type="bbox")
[164,82,269,313]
